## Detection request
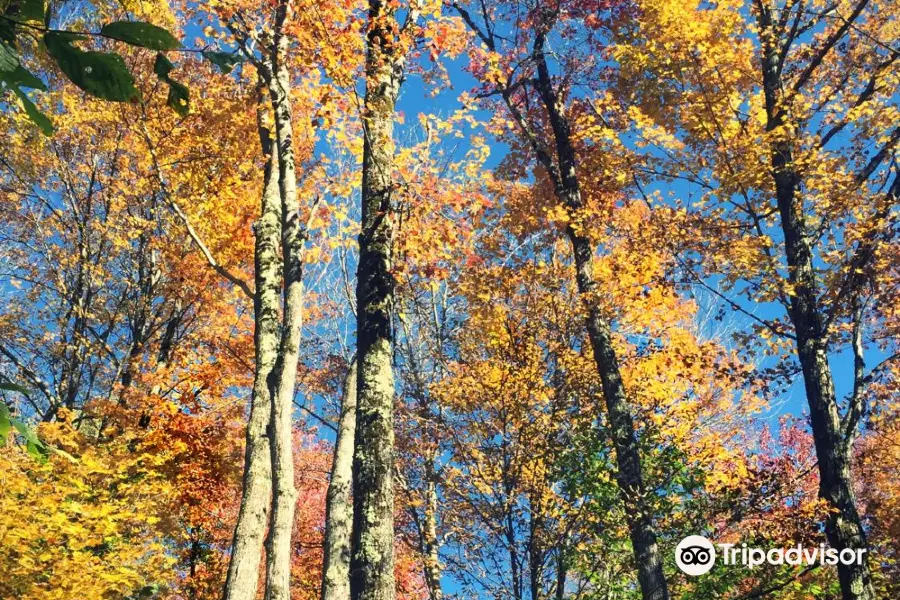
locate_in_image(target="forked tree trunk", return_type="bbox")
[756,8,874,598]
[264,5,304,598]
[222,84,282,600]
[322,361,358,600]
[528,30,670,600]
[351,1,403,598]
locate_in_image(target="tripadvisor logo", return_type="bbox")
[676,536,716,576]
[675,535,868,576]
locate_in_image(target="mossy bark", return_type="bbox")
[351,2,404,598]
[264,6,303,598]
[322,361,357,600]
[222,84,282,600]
[421,465,442,600]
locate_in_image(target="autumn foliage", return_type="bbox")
[1,0,898,599]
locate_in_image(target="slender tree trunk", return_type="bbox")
[757,9,874,599]
[528,30,669,600]
[264,11,304,600]
[157,300,182,367]
[322,361,358,600]
[506,500,523,600]
[421,460,443,600]
[529,512,544,600]
[223,83,283,600]
[582,299,667,600]
[402,338,444,600]
[555,546,567,600]
[350,2,404,599]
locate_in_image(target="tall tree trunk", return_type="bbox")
[503,460,523,600]
[555,545,567,600]
[528,511,544,600]
[350,3,404,599]
[322,361,358,600]
[757,8,874,599]
[264,8,305,599]
[528,29,669,600]
[222,82,282,600]
[421,459,443,600]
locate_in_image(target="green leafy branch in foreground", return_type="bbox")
[1,383,76,462]
[1,0,242,134]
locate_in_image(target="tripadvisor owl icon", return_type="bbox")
[676,535,716,576]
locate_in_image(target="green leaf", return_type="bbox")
[13,416,49,462]
[153,52,189,117]
[12,86,54,135]
[26,439,48,462]
[100,21,181,51]
[0,65,46,89]
[0,401,67,460]
[0,40,18,72]
[1,65,52,133]
[5,0,44,23]
[202,51,242,74]
[44,32,138,102]
[165,78,189,116]
[12,417,42,446]
[153,51,174,79]
[1,381,31,394]
[0,402,10,446]
[0,18,15,45]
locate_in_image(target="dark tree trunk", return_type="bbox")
[529,30,669,600]
[756,6,874,599]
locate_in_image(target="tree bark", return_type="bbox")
[222,83,282,600]
[756,8,874,599]
[350,2,403,598]
[555,546,567,600]
[528,29,669,600]
[528,511,544,600]
[421,460,443,600]
[322,361,358,600]
[264,6,304,598]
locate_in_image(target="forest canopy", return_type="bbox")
[0,0,898,599]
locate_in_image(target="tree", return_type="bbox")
[351,0,408,593]
[2,1,899,598]
[322,359,357,600]
[200,0,361,596]
[0,29,267,600]
[221,79,282,600]
[390,111,492,600]
[612,0,899,597]
[452,1,671,597]
[0,411,175,599]
[424,195,765,598]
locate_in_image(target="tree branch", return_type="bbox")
[137,117,254,300]
[791,0,870,93]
